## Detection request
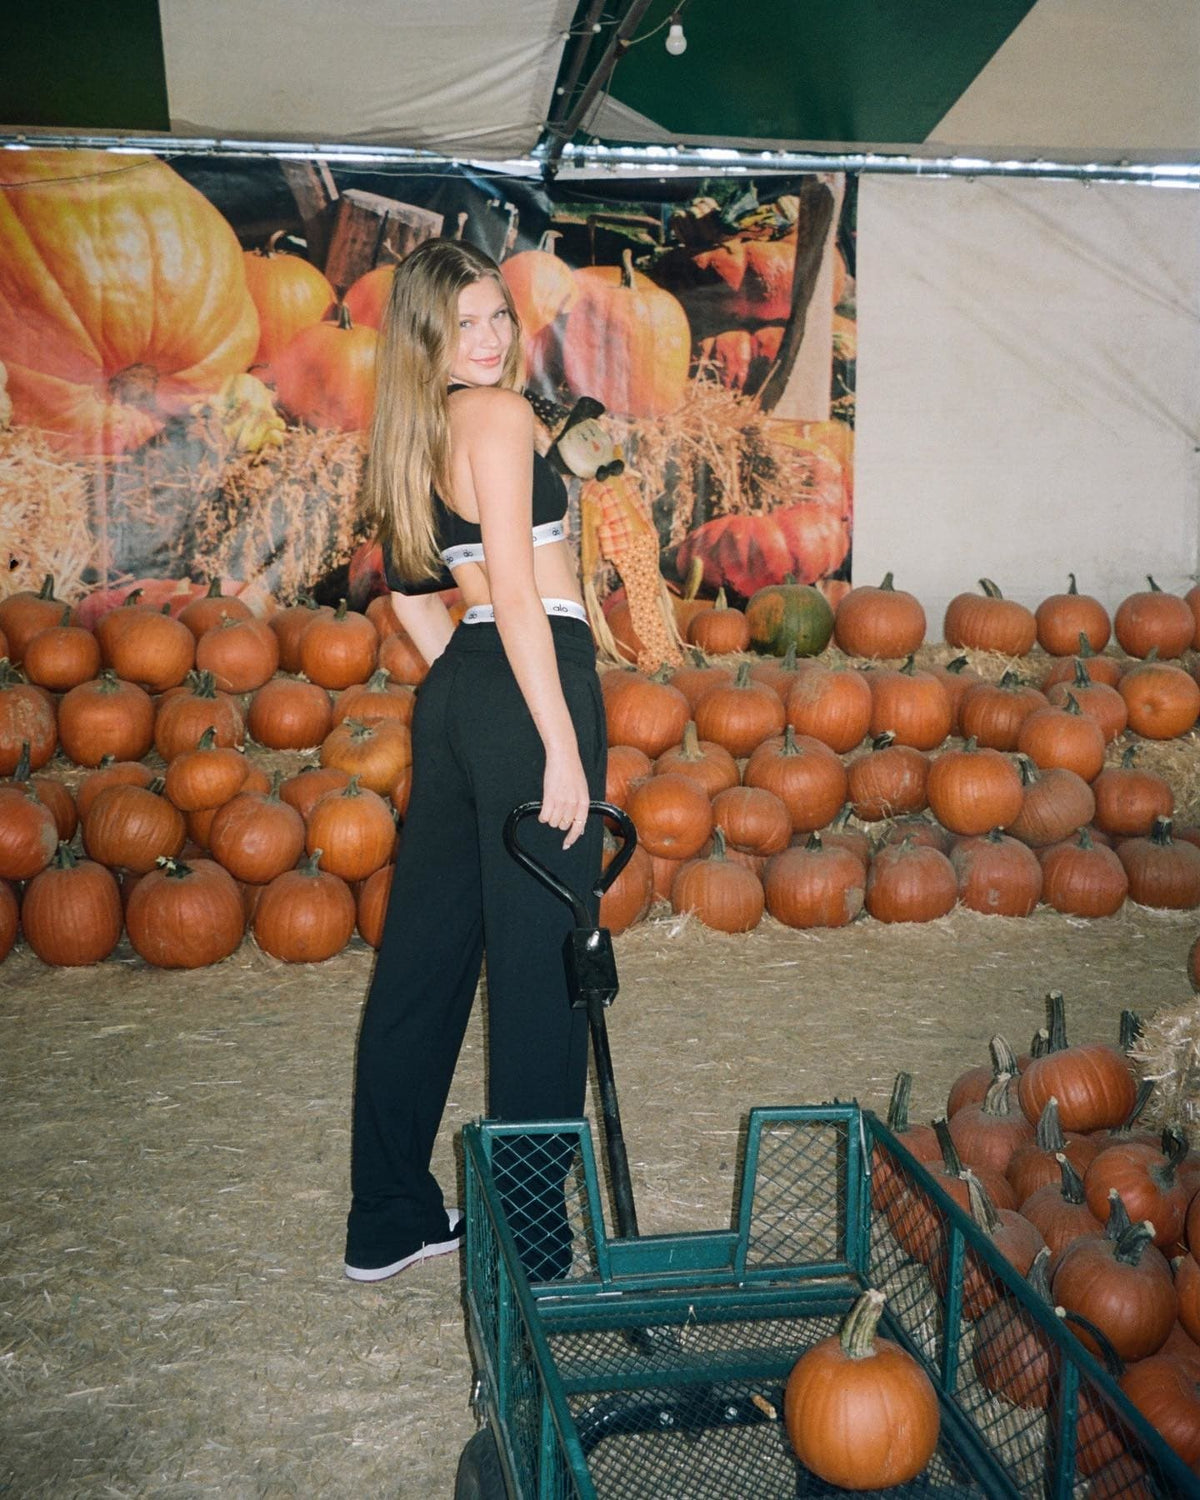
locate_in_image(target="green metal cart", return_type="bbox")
[455,1105,1200,1499]
[454,805,1197,1497]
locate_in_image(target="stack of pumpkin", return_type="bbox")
[3,566,1200,965]
[876,991,1200,1479]
[0,577,429,967]
[597,572,1200,935]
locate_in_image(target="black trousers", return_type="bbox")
[345,615,607,1270]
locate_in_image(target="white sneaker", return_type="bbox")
[344,1208,465,1282]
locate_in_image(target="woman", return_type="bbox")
[344,238,607,1283]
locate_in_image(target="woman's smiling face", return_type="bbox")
[449,276,514,387]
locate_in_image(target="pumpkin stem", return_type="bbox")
[1015,754,1038,788]
[335,302,355,332]
[148,777,166,796]
[266,770,285,802]
[1066,574,1079,595]
[1075,632,1096,659]
[944,656,971,675]
[1076,827,1095,851]
[899,654,918,677]
[933,1116,965,1176]
[1105,1189,1134,1241]
[709,827,729,861]
[779,724,803,757]
[0,659,26,688]
[837,1289,887,1361]
[1159,1129,1189,1186]
[733,661,752,688]
[964,1170,1002,1236]
[980,1071,1016,1118]
[1112,1218,1158,1266]
[11,740,31,783]
[1028,1246,1052,1301]
[870,731,896,751]
[998,669,1022,688]
[830,802,857,834]
[1043,990,1069,1053]
[879,572,896,591]
[649,663,675,685]
[1072,658,1093,689]
[1030,1026,1050,1059]
[1120,744,1139,770]
[988,1034,1020,1079]
[1119,1009,1143,1054]
[1150,816,1174,846]
[681,555,704,603]
[56,606,71,627]
[962,736,979,753]
[678,720,702,759]
[1061,692,1084,716]
[197,725,219,751]
[1111,1078,1155,1138]
[1053,1152,1087,1205]
[50,841,78,870]
[805,831,824,852]
[1035,1098,1067,1153]
[979,579,1004,599]
[713,587,729,610]
[1147,575,1163,593]
[155,856,194,880]
[885,1071,914,1134]
[301,850,324,875]
[619,247,636,290]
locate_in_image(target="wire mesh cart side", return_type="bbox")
[460,1107,1200,1500]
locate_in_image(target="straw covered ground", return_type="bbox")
[2,895,1197,1498]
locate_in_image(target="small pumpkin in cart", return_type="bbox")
[784,1288,940,1489]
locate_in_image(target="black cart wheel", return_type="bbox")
[454,1427,507,1500]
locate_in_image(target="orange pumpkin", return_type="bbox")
[500,231,577,340]
[676,505,849,598]
[272,304,378,431]
[694,235,797,323]
[342,264,396,332]
[563,250,690,419]
[0,150,260,454]
[242,232,334,367]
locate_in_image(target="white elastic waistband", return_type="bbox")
[440,518,565,571]
[461,598,587,625]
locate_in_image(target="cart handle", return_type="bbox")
[502,801,636,927]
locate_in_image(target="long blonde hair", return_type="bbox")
[362,239,523,584]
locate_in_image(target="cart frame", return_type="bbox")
[459,1104,1200,1500]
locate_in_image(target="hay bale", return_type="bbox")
[0,427,96,600]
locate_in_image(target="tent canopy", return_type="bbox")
[4,0,1199,166]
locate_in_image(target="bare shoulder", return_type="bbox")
[450,386,532,447]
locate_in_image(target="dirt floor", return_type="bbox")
[2,897,1197,1499]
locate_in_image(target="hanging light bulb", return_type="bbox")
[665,15,687,55]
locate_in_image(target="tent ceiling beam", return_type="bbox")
[541,0,658,177]
[1,134,1196,189]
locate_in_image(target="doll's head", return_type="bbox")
[526,391,625,481]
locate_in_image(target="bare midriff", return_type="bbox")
[447,541,584,613]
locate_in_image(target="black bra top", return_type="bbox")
[382,386,568,596]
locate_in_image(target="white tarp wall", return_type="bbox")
[853,176,1200,637]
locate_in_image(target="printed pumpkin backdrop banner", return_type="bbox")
[0,150,855,643]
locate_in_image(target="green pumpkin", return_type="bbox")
[746,580,834,657]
